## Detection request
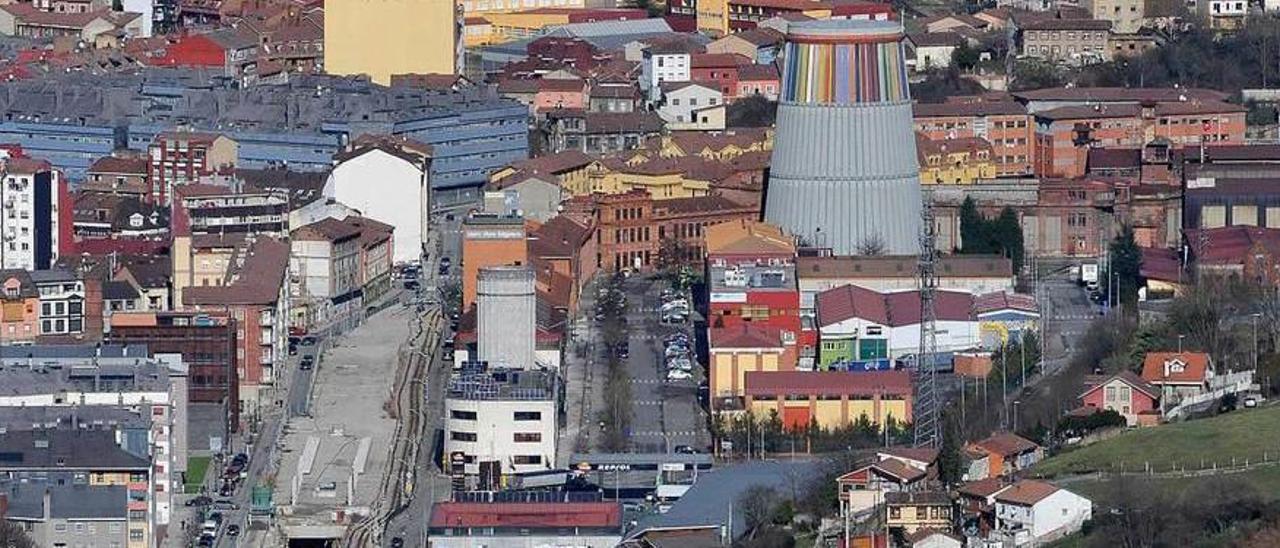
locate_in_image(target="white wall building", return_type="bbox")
[120,0,153,36]
[657,82,726,131]
[323,140,431,264]
[816,284,980,361]
[477,266,536,369]
[30,269,86,338]
[444,367,557,475]
[0,158,62,271]
[993,480,1092,546]
[641,45,691,99]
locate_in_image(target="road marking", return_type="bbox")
[630,431,703,438]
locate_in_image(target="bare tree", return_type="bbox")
[855,233,887,256]
[738,485,778,540]
[0,521,37,548]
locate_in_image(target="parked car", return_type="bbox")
[674,444,699,454]
[301,336,317,346]
[227,524,240,537]
[211,500,239,511]
[288,345,298,356]
[300,355,315,370]
[667,359,693,371]
[666,370,693,381]
[185,496,212,507]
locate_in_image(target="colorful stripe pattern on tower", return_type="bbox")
[781,40,909,104]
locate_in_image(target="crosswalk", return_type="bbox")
[631,378,697,385]
[636,400,663,407]
[1053,313,1100,321]
[631,431,703,438]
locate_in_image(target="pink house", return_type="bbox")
[534,78,589,115]
[736,63,780,101]
[1079,371,1160,426]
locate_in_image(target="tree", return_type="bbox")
[1107,224,1143,307]
[951,42,981,71]
[910,67,985,103]
[1011,58,1064,91]
[656,237,690,274]
[959,196,985,253]
[727,95,777,127]
[993,207,1025,271]
[856,233,887,256]
[0,521,36,548]
[738,485,779,538]
[937,413,963,486]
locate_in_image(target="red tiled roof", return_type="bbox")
[743,370,912,397]
[737,63,779,81]
[838,459,926,484]
[972,432,1039,457]
[726,27,785,47]
[652,195,753,216]
[1019,18,1110,31]
[993,480,1061,506]
[974,291,1038,315]
[429,502,621,529]
[1035,103,1141,122]
[878,446,939,465]
[3,158,51,173]
[914,99,1027,118]
[183,237,289,306]
[909,31,965,48]
[816,284,974,328]
[1140,246,1181,283]
[710,324,785,349]
[915,134,992,163]
[88,156,148,175]
[1080,370,1159,400]
[1140,351,1211,384]
[1153,100,1246,116]
[292,217,362,242]
[691,52,751,68]
[529,216,592,259]
[1013,87,1229,104]
[958,477,1008,498]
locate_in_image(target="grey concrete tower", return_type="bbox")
[476,266,536,369]
[764,19,923,254]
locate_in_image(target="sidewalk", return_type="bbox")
[559,276,599,466]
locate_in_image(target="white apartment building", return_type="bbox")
[444,366,558,475]
[30,269,87,338]
[0,158,63,271]
[323,139,432,264]
[641,44,692,99]
[657,82,726,131]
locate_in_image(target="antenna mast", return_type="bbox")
[913,201,940,448]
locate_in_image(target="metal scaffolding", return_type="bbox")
[913,202,940,448]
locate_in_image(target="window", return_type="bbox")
[450,431,477,442]
[512,455,542,465]
[450,410,477,420]
[514,411,542,421]
[514,432,542,442]
[129,530,144,541]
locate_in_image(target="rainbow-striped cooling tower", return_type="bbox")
[764,19,923,255]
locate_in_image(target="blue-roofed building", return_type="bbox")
[0,69,528,193]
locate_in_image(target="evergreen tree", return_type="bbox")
[938,414,963,486]
[959,196,986,253]
[995,207,1025,271]
[1109,224,1143,306]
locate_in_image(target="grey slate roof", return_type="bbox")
[1,478,128,520]
[103,280,140,301]
[0,430,150,471]
[629,460,823,541]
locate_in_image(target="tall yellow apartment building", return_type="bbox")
[324,0,459,84]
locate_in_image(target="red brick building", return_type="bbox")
[593,190,757,272]
[913,99,1035,177]
[690,52,750,98]
[146,131,238,205]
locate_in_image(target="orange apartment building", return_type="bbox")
[1034,100,1246,178]
[913,100,1035,177]
[0,269,38,345]
[461,214,530,311]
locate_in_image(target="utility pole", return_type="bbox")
[914,203,940,448]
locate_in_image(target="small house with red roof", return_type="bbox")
[836,458,927,516]
[966,432,1042,477]
[876,446,940,478]
[1140,351,1214,405]
[1079,371,1160,426]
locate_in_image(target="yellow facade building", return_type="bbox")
[324,0,458,85]
[916,134,998,185]
[743,370,913,430]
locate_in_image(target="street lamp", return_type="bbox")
[1252,313,1262,373]
[1012,401,1021,434]
[1177,334,1186,354]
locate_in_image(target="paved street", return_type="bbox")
[1038,263,1102,375]
[572,276,710,454]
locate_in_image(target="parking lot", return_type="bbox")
[597,276,709,454]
